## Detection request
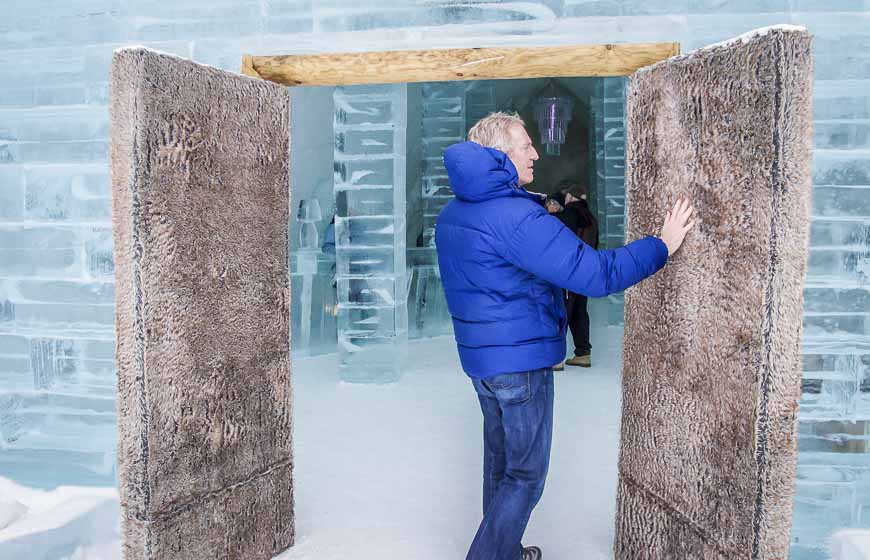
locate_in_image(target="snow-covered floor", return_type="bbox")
[280,329,625,560]
[0,323,628,560]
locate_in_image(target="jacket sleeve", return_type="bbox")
[501,209,668,297]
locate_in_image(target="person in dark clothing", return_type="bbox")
[435,111,696,560]
[541,196,570,371]
[554,181,598,367]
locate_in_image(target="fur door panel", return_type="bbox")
[110,47,293,560]
[616,28,813,560]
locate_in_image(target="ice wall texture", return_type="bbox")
[616,28,812,559]
[110,48,293,559]
[0,1,868,557]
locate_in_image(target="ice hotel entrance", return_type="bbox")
[109,28,812,559]
[248,42,682,382]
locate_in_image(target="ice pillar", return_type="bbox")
[333,85,408,383]
[591,77,628,325]
[599,77,628,249]
[420,82,467,246]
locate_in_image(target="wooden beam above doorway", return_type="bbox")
[241,43,681,87]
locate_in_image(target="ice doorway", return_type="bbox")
[288,76,631,366]
[283,76,633,558]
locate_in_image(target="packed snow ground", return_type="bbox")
[279,329,626,560]
[3,319,870,559]
[1,320,634,559]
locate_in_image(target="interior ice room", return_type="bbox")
[1,3,870,560]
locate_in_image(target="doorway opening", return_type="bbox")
[247,43,678,558]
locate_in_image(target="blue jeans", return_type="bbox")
[467,369,554,560]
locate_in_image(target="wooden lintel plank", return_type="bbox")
[240,54,260,78]
[242,43,681,87]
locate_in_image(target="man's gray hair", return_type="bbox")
[467,111,525,153]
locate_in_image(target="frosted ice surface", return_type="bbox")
[0,498,27,531]
[638,25,810,74]
[832,530,870,560]
[111,46,265,82]
[703,24,808,48]
[0,477,119,560]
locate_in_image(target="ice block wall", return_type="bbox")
[796,80,870,557]
[0,106,117,488]
[333,85,408,383]
[0,3,868,557]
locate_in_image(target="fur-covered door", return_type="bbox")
[615,27,813,560]
[110,48,294,560]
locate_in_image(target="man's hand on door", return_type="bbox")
[660,195,696,257]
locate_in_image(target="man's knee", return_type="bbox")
[505,467,547,498]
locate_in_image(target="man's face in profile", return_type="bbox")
[506,124,539,187]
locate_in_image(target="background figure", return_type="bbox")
[554,181,599,367]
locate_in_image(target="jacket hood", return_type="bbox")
[443,141,538,203]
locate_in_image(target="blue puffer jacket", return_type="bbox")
[435,141,669,379]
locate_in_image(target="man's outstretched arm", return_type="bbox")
[502,196,696,297]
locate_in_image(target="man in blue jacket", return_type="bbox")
[435,112,695,560]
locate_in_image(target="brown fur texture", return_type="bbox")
[109,48,293,559]
[615,29,813,559]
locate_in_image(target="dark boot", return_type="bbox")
[565,354,591,367]
[522,546,543,560]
